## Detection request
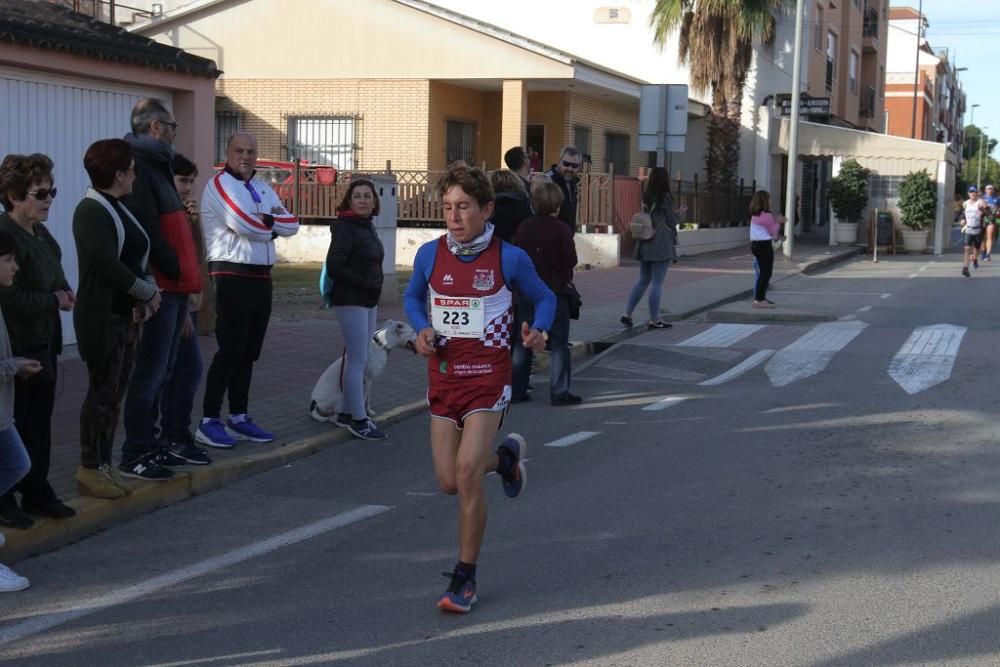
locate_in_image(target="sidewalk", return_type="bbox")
[2,236,862,563]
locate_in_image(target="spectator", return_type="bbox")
[748,189,784,308]
[0,153,75,528]
[503,146,532,195]
[156,153,211,465]
[488,169,532,243]
[545,146,582,235]
[120,98,202,482]
[73,139,161,499]
[621,167,682,330]
[527,146,542,172]
[196,132,299,448]
[511,181,580,405]
[322,178,386,440]
[0,228,39,590]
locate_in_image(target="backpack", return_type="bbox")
[630,204,656,241]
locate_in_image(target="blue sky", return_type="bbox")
[898,1,998,138]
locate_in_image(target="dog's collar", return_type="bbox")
[373,333,391,351]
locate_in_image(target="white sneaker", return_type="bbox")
[0,563,29,592]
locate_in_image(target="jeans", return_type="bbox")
[333,306,377,420]
[159,310,204,442]
[1,334,57,505]
[512,295,572,398]
[203,275,272,419]
[122,292,188,461]
[751,240,774,301]
[0,427,30,498]
[625,260,670,322]
[81,317,139,468]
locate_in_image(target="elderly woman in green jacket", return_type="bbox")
[0,153,76,528]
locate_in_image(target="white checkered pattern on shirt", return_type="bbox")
[482,309,513,348]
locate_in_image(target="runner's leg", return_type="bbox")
[454,410,503,564]
[430,417,462,495]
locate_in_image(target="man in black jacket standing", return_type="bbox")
[545,146,582,235]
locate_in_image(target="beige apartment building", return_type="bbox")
[133,0,651,177]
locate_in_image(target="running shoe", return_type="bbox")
[119,452,174,482]
[167,438,212,466]
[437,571,477,613]
[649,321,673,330]
[963,267,971,277]
[496,433,527,498]
[196,418,237,449]
[0,563,29,592]
[347,418,387,441]
[974,258,980,269]
[333,413,353,429]
[226,416,275,443]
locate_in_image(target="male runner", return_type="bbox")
[962,185,988,277]
[404,164,555,613]
[982,184,999,260]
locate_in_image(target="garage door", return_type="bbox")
[0,67,171,345]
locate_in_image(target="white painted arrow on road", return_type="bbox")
[888,324,967,395]
[765,321,868,387]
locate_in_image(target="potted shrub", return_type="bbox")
[828,159,870,244]
[898,169,937,253]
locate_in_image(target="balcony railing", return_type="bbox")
[825,60,834,93]
[859,86,877,119]
[863,8,879,38]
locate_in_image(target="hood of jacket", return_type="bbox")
[124,132,175,165]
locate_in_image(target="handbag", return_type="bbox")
[566,282,582,320]
[629,205,656,241]
[16,341,55,386]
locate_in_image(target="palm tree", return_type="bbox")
[650,0,788,191]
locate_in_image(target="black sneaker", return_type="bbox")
[551,392,583,406]
[347,418,387,441]
[21,497,76,519]
[119,453,174,481]
[0,503,34,530]
[168,440,212,466]
[962,267,971,277]
[153,446,190,468]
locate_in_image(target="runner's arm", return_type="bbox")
[504,245,556,331]
[404,241,437,332]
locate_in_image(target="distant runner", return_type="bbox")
[982,184,999,261]
[962,185,988,277]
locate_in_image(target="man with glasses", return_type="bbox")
[120,98,207,482]
[545,146,582,235]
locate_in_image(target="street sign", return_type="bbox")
[639,84,689,160]
[777,94,830,117]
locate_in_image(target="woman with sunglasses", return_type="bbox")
[0,153,77,528]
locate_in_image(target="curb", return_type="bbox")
[1,247,861,564]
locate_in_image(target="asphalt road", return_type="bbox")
[2,251,1000,666]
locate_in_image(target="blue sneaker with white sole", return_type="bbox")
[226,416,275,443]
[437,571,477,613]
[196,418,236,449]
[496,433,527,498]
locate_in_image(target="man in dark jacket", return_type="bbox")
[120,98,208,482]
[544,146,582,235]
[503,146,532,197]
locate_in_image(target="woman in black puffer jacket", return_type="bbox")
[324,178,386,440]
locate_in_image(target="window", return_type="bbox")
[849,50,859,94]
[879,65,885,98]
[825,30,838,92]
[573,125,592,157]
[214,111,240,163]
[445,119,477,166]
[604,132,630,175]
[287,117,355,168]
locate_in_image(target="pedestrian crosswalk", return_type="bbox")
[583,321,977,395]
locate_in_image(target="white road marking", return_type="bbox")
[0,505,391,647]
[764,321,868,387]
[597,358,705,382]
[405,491,437,496]
[856,306,872,313]
[699,350,775,386]
[880,293,892,299]
[888,324,967,395]
[676,324,765,348]
[908,273,918,279]
[642,396,688,411]
[544,431,601,448]
[838,314,857,321]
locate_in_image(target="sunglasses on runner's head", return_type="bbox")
[27,188,57,200]
[561,160,580,168]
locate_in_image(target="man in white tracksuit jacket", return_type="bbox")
[196,132,299,448]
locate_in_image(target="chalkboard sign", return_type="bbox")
[869,210,896,254]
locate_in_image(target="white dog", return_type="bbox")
[310,319,417,423]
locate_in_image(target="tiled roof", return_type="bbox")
[0,0,220,78]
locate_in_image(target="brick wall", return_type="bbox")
[215,79,431,171]
[565,92,642,176]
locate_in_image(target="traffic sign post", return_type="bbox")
[639,84,689,167]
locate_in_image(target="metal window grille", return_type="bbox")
[573,125,592,156]
[287,116,355,168]
[214,111,240,163]
[445,119,477,165]
[604,132,630,175]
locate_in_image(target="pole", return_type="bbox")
[978,130,986,190]
[783,0,806,259]
[910,0,924,139]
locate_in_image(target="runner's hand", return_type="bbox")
[521,322,546,352]
[14,357,42,378]
[415,327,437,356]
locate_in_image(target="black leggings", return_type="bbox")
[751,240,774,301]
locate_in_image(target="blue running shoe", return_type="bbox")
[226,416,275,443]
[496,433,527,498]
[196,419,236,449]
[437,571,477,613]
